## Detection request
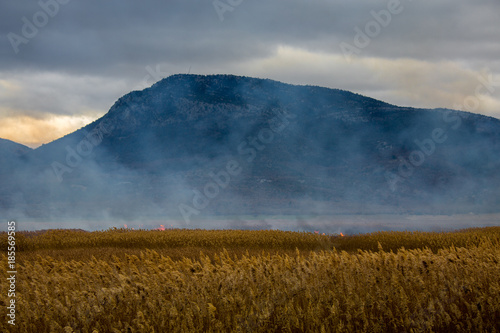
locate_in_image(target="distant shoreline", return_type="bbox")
[6,213,499,233]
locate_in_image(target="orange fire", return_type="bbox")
[340,232,345,237]
[157,225,165,231]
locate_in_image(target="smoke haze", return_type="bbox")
[1,75,499,232]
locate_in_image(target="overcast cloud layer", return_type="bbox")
[1,0,500,147]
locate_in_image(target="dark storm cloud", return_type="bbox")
[1,0,276,76]
[2,0,497,74]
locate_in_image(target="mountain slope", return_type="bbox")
[0,138,32,161]
[2,74,500,224]
[0,138,32,177]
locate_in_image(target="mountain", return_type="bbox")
[0,138,32,161]
[0,138,32,182]
[2,74,500,227]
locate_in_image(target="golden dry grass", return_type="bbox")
[0,227,499,332]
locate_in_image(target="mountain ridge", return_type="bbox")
[0,137,32,154]
[4,74,500,149]
[2,74,500,227]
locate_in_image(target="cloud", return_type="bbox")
[229,45,500,118]
[0,71,126,118]
[0,0,499,147]
[0,71,128,147]
[2,0,499,73]
[0,114,96,148]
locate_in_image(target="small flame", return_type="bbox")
[340,232,345,237]
[157,224,165,231]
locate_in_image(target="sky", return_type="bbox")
[1,0,500,148]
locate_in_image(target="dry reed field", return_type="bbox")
[1,227,499,332]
